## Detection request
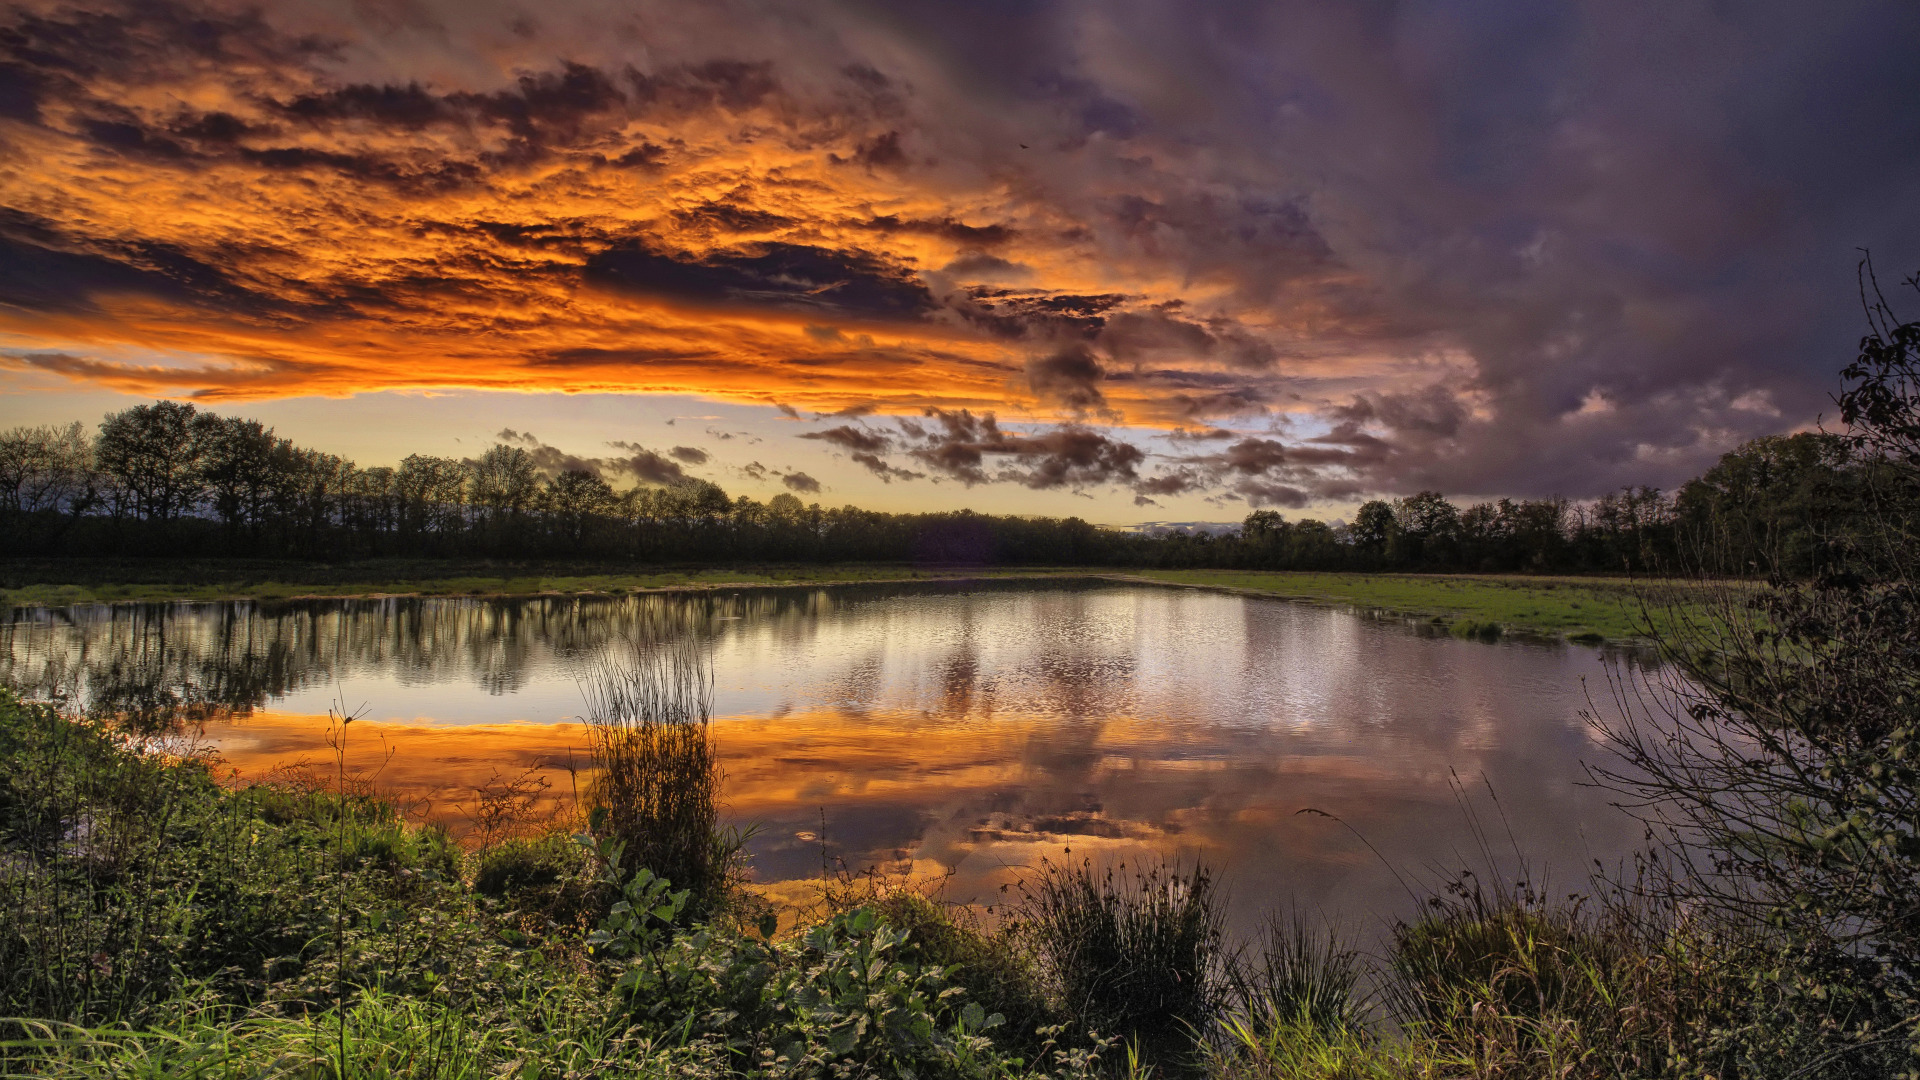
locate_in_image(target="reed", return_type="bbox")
[577,635,736,917]
[1016,855,1228,1054]
[1234,911,1368,1038]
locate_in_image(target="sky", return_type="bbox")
[1,0,1917,524]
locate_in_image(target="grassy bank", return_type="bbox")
[2,559,1729,644]
[1120,568,1730,642]
[0,558,1063,610]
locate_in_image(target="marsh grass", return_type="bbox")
[1234,912,1369,1039]
[1017,856,1228,1056]
[578,635,746,920]
[3,980,692,1080]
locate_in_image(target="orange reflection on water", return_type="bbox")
[206,704,1418,914]
[210,712,594,831]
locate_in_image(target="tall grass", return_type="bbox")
[1017,856,1228,1053]
[1235,911,1368,1037]
[0,696,234,1022]
[578,635,740,918]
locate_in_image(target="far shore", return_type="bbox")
[1,559,1738,643]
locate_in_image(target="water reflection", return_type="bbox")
[2,581,1649,934]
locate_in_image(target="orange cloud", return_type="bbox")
[0,0,1389,437]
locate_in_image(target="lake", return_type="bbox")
[1,579,1648,935]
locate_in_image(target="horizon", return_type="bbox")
[2,1,1917,526]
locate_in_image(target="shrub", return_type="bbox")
[473,832,581,897]
[1386,873,1753,1080]
[603,899,1021,1078]
[874,890,1057,1052]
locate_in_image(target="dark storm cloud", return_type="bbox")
[862,0,1920,496]
[861,215,1016,247]
[1096,310,1278,372]
[960,289,1128,340]
[674,200,795,234]
[1233,479,1312,509]
[269,55,789,145]
[1025,343,1109,415]
[799,425,892,454]
[606,441,688,485]
[850,452,924,483]
[1161,427,1239,443]
[798,423,926,481]
[584,241,936,320]
[888,409,1144,490]
[0,207,304,320]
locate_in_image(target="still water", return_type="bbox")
[1,580,1647,933]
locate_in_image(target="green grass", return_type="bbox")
[1118,569,1737,642]
[0,559,1073,609]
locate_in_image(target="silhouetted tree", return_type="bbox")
[96,402,203,530]
[1350,500,1397,559]
[192,414,281,552]
[544,469,615,554]
[0,422,97,552]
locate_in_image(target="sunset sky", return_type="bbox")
[1,0,1917,523]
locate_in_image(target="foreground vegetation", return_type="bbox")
[1,658,1911,1080]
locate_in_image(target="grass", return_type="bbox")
[1119,568,1741,642]
[1016,856,1228,1057]
[0,557,1068,610]
[579,633,739,920]
[3,558,1739,650]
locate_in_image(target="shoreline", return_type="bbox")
[0,562,1722,642]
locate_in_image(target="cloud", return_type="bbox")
[1,0,1916,505]
[849,451,924,483]
[585,240,935,320]
[885,408,1144,490]
[781,471,822,493]
[799,424,892,454]
[479,430,604,476]
[669,445,709,464]
[1026,343,1110,416]
[607,441,689,485]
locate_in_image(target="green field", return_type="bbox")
[1116,568,1737,642]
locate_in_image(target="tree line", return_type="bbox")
[0,397,1877,576]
